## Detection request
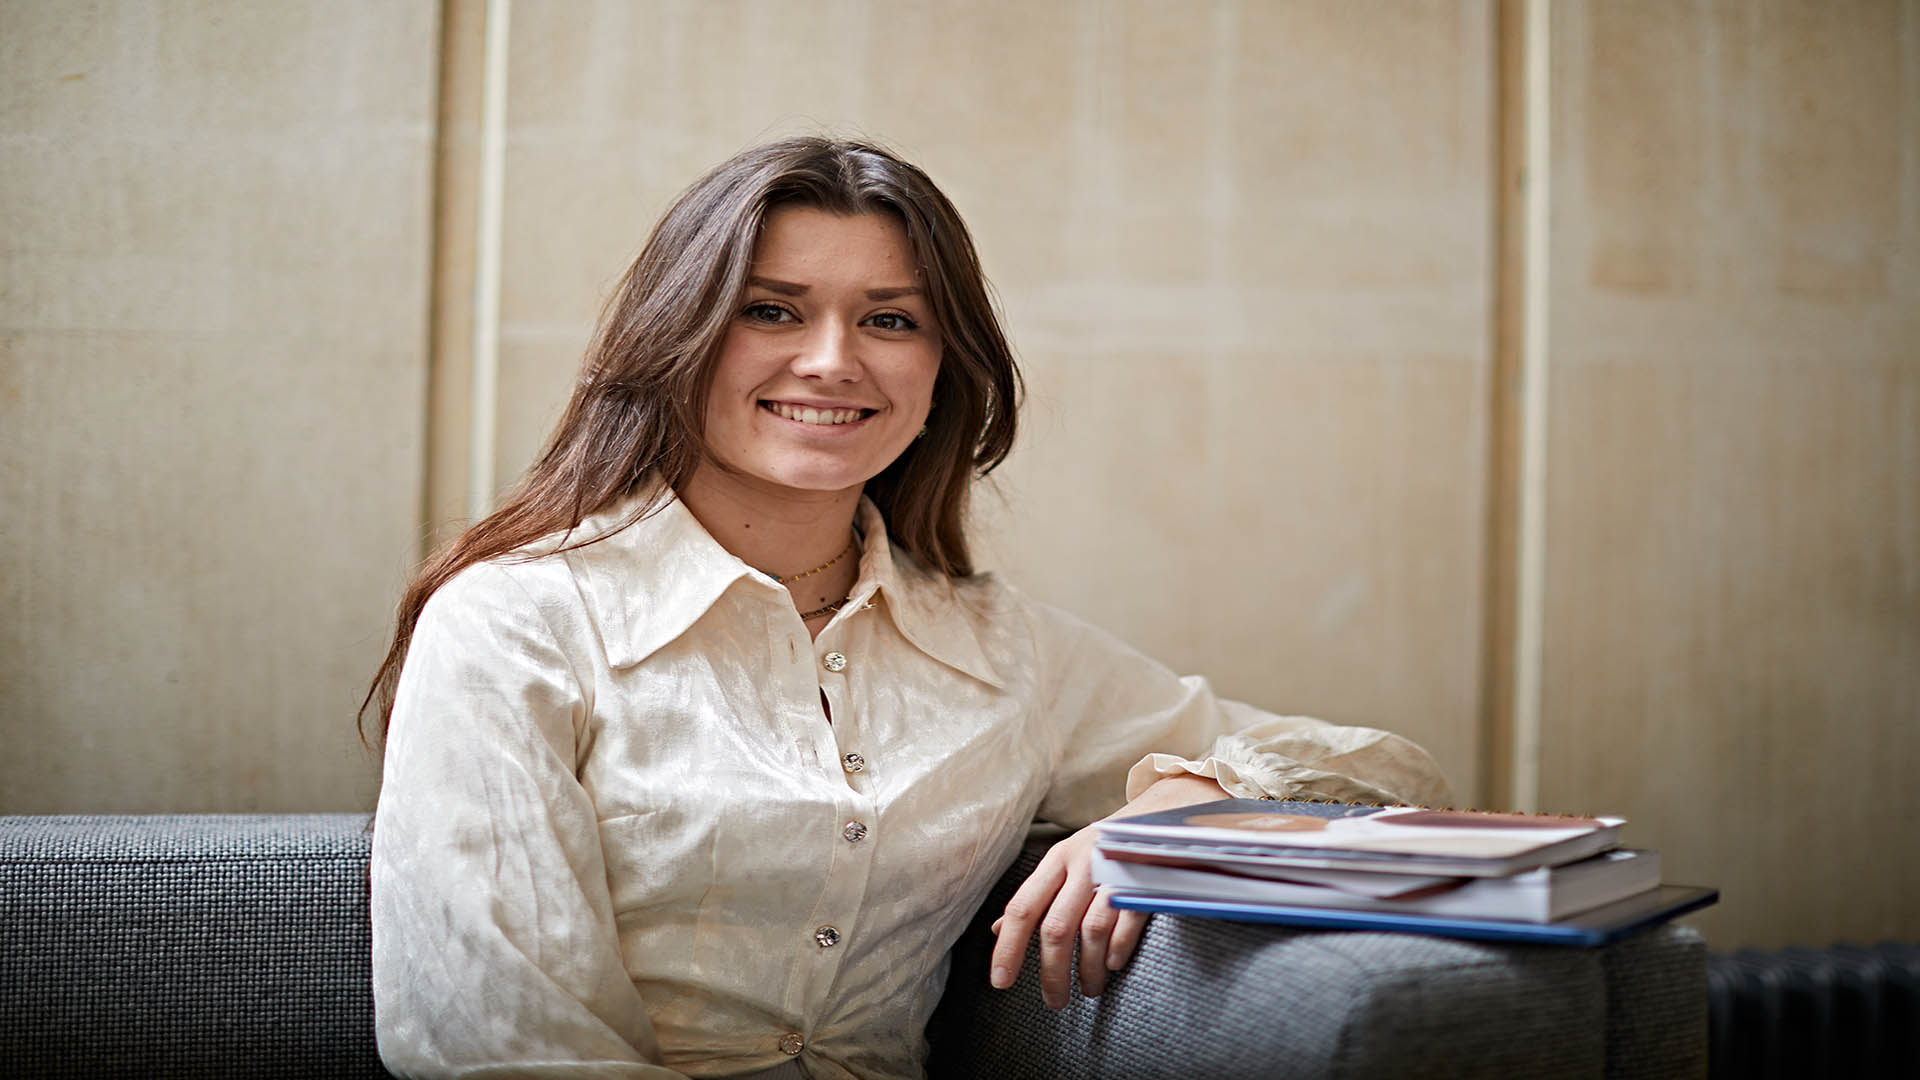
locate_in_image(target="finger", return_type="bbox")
[989,857,1066,990]
[1037,867,1097,1010]
[1077,888,1121,998]
[1106,907,1150,972]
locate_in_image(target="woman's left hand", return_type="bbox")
[988,774,1230,1009]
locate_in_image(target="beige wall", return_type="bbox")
[1536,0,1919,949]
[3,0,1914,951]
[0,1,439,810]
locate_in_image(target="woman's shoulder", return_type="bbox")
[426,534,597,628]
[884,543,1024,619]
[420,560,567,630]
[439,497,656,606]
[940,567,1165,670]
[896,556,1113,672]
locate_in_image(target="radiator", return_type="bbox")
[1708,943,1920,1079]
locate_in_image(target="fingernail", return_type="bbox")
[990,966,1010,989]
[1107,950,1128,971]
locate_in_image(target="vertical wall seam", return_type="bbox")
[415,0,453,563]
[1510,0,1553,814]
[468,0,511,518]
[1481,0,1517,812]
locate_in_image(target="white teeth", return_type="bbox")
[769,403,865,425]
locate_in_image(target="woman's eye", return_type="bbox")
[865,312,918,332]
[741,303,794,324]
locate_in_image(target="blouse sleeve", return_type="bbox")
[370,564,686,1079]
[1024,597,1453,830]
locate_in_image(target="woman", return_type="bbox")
[364,136,1449,1080]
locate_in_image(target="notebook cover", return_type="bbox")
[1107,883,1719,947]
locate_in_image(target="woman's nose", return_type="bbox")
[791,324,862,381]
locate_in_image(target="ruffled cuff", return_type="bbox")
[1123,718,1453,808]
[1126,752,1267,801]
[1125,751,1413,805]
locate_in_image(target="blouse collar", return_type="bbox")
[554,490,1006,688]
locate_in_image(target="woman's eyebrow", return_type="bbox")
[747,276,921,301]
[748,276,808,296]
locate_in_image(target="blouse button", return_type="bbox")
[822,651,847,672]
[842,821,867,843]
[814,925,841,948]
[778,1032,805,1055]
[841,752,866,773]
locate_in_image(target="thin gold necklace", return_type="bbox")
[773,534,858,585]
[798,595,852,620]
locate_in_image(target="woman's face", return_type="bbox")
[699,206,941,501]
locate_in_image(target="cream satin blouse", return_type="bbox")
[370,493,1451,1079]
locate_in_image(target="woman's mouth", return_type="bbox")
[763,401,875,426]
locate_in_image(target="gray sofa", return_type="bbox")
[0,814,1707,1078]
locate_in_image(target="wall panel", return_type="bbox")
[1540,0,1919,948]
[0,1,440,811]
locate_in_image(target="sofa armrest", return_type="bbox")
[1602,922,1708,1079]
[930,835,1706,1080]
[0,814,390,1079]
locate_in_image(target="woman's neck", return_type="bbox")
[677,467,864,591]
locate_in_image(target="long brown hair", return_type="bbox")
[359,136,1022,742]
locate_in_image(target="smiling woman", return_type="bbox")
[685,207,944,612]
[359,137,1450,1080]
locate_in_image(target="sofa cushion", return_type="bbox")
[0,814,387,1079]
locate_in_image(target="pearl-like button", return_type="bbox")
[842,821,867,843]
[822,651,847,672]
[779,1032,804,1055]
[842,752,866,773]
[814,925,841,948]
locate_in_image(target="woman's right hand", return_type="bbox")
[988,774,1229,1008]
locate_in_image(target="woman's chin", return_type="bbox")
[752,444,917,491]
[691,440,917,502]
[736,464,879,500]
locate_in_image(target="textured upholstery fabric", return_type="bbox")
[0,814,386,1079]
[927,837,1707,1080]
[3,817,1705,1079]
[1603,924,1709,1078]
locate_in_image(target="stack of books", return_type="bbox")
[1092,799,1716,946]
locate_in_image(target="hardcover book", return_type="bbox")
[1096,799,1625,877]
[1092,847,1662,923]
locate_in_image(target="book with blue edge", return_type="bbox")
[1105,887,1720,947]
[1093,799,1716,946]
